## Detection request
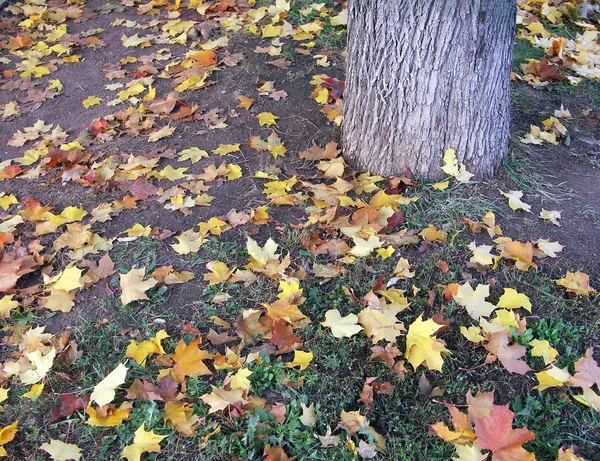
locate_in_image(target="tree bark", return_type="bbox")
[343,0,516,180]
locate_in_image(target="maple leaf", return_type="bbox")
[125,330,169,366]
[321,309,363,338]
[405,315,449,371]
[200,386,247,413]
[120,268,158,305]
[452,445,489,461]
[442,148,474,182]
[534,239,563,258]
[528,339,558,365]
[148,124,176,142]
[369,343,402,368]
[0,421,18,457]
[40,439,82,461]
[164,401,199,437]
[533,365,570,391]
[454,283,497,320]
[496,288,532,312]
[90,363,128,407]
[539,209,561,226]
[556,271,596,296]
[121,424,166,461]
[570,347,600,389]
[474,405,536,461]
[358,307,405,343]
[230,368,253,391]
[469,241,497,267]
[257,112,279,126]
[203,261,235,285]
[430,404,476,445]
[171,230,204,255]
[484,331,531,375]
[172,338,213,382]
[285,350,313,370]
[499,190,532,213]
[236,95,255,109]
[82,96,102,108]
[50,394,90,423]
[502,241,536,271]
[0,295,19,319]
[212,143,240,156]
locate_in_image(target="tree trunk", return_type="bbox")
[342,0,516,180]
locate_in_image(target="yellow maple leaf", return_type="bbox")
[257,112,279,126]
[40,439,82,461]
[496,288,532,312]
[22,383,44,400]
[285,350,313,370]
[405,315,449,371]
[247,237,280,266]
[441,148,474,182]
[262,24,283,38]
[529,339,558,365]
[0,295,19,319]
[225,163,243,180]
[0,421,18,457]
[48,79,63,91]
[171,230,203,254]
[164,401,199,437]
[468,241,496,266]
[125,330,169,366]
[499,190,532,212]
[85,403,132,427]
[200,386,247,413]
[172,338,214,382]
[230,368,253,391]
[534,365,570,391]
[212,143,240,156]
[199,217,229,236]
[21,348,56,385]
[349,234,382,257]
[120,268,158,305]
[0,194,17,210]
[178,148,208,163]
[358,307,405,343]
[454,282,497,320]
[236,96,255,110]
[419,224,447,243]
[148,125,176,143]
[460,326,485,343]
[321,309,363,338]
[121,424,166,461]
[556,271,596,296]
[82,96,102,108]
[90,363,128,407]
[203,261,235,286]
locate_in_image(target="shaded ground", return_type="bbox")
[0,1,599,461]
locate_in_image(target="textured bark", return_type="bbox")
[343,0,516,180]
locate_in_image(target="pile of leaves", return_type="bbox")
[0,1,598,460]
